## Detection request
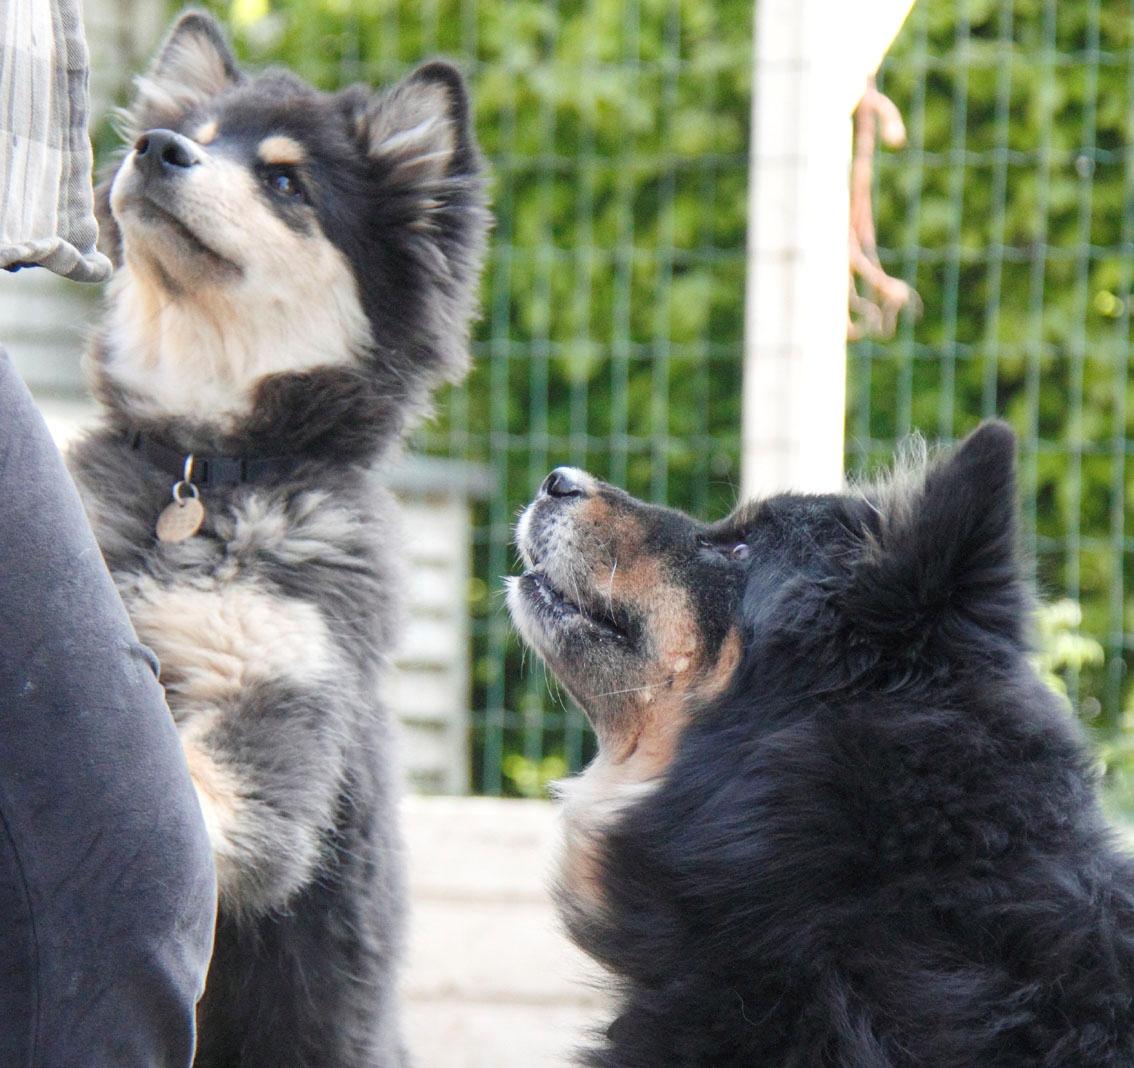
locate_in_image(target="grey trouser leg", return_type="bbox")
[0,351,216,1067]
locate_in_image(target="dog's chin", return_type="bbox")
[115,196,242,290]
[506,571,636,727]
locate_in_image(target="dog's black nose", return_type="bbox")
[134,129,201,175]
[540,467,590,499]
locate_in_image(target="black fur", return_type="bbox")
[521,426,1134,1066]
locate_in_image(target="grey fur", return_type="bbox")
[66,10,488,1065]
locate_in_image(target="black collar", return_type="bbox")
[126,429,304,491]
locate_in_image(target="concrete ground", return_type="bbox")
[401,796,610,1067]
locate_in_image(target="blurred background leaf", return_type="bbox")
[129,0,1134,812]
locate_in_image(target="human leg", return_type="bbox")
[0,351,215,1067]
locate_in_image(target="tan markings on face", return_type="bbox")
[697,627,742,701]
[515,489,746,908]
[193,118,218,145]
[558,625,743,911]
[258,134,306,166]
[106,152,371,425]
[585,533,702,746]
[125,578,334,704]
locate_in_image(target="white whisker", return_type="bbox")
[586,684,652,699]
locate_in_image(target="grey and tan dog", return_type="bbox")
[66,11,488,1065]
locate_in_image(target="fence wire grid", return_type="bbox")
[191,0,1133,798]
[165,0,751,796]
[859,0,1134,774]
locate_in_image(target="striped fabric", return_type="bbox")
[0,0,111,282]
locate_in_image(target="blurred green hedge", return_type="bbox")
[186,0,753,792]
[166,0,1133,803]
[861,1,1134,808]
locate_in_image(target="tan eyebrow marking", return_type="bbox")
[258,135,307,166]
[194,119,218,145]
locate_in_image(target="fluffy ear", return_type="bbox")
[120,11,242,139]
[339,61,488,383]
[849,422,1025,651]
[346,61,480,185]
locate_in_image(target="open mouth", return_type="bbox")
[519,571,630,642]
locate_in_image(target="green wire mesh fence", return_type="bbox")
[188,0,1133,799]
[858,0,1134,808]
[196,0,752,795]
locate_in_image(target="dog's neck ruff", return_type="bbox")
[126,428,304,492]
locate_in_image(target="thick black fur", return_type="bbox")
[567,425,1134,1066]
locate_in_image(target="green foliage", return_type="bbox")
[857,0,1134,811]
[1097,723,1134,823]
[1033,599,1105,698]
[184,0,752,793]
[1029,599,1134,814]
[501,753,569,799]
[159,1,1134,801]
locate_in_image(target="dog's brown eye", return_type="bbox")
[264,168,304,199]
[698,537,750,562]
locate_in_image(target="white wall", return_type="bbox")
[402,797,609,1066]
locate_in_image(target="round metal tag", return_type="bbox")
[156,497,206,543]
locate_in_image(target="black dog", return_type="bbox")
[509,424,1134,1066]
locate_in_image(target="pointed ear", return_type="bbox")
[849,422,1025,649]
[339,62,489,384]
[120,11,242,139]
[347,61,480,185]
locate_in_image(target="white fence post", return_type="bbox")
[741,0,915,499]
